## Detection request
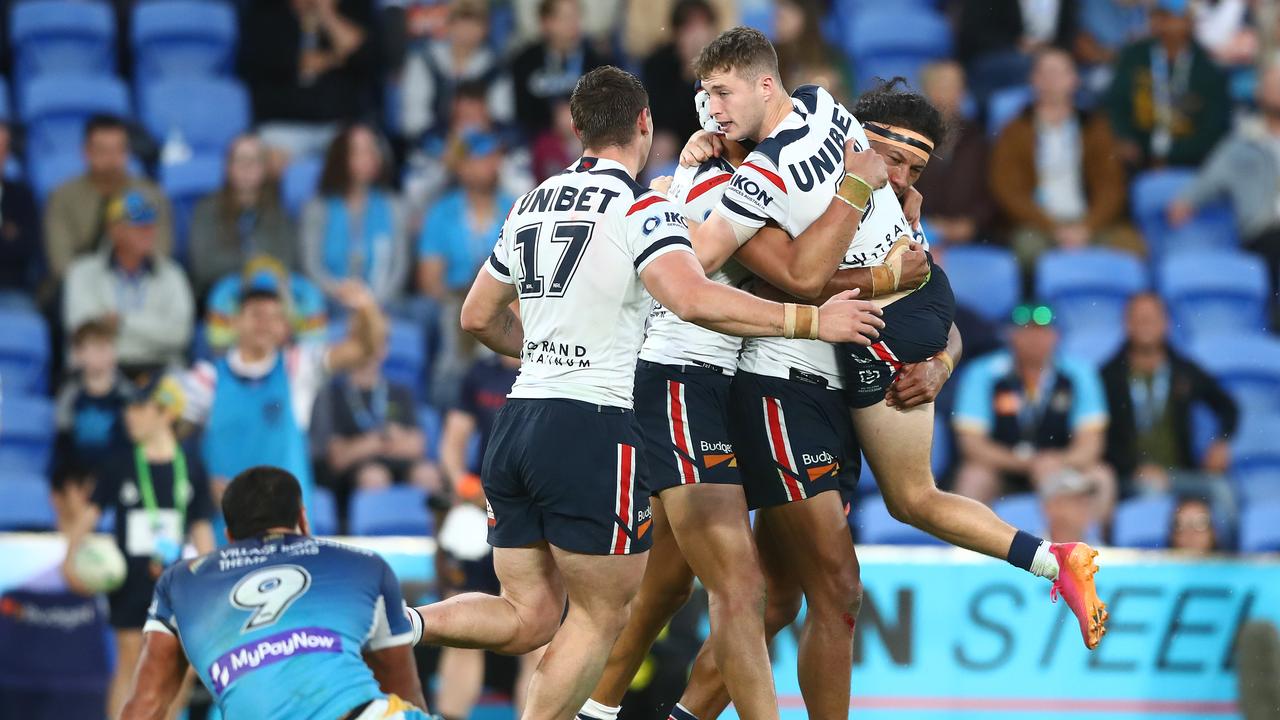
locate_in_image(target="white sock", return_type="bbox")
[578,698,621,720]
[1029,541,1060,581]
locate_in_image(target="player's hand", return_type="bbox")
[679,130,723,167]
[886,356,951,410]
[816,288,884,345]
[903,186,923,230]
[843,140,889,189]
[898,243,930,290]
[649,175,674,195]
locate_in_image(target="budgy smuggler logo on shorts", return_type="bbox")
[208,627,342,694]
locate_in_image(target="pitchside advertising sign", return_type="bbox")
[1,535,1276,719]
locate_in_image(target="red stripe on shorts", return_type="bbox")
[668,380,700,485]
[763,397,803,502]
[613,445,634,554]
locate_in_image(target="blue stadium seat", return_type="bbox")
[140,77,249,156]
[992,494,1045,535]
[986,85,1031,137]
[1159,250,1270,338]
[20,75,130,160]
[1112,495,1176,549]
[856,500,946,545]
[1131,170,1238,259]
[1232,415,1280,503]
[132,0,237,81]
[0,474,55,531]
[28,151,83,205]
[310,487,339,536]
[161,154,224,262]
[350,486,432,536]
[0,395,56,476]
[417,405,442,461]
[282,155,323,217]
[1240,499,1280,553]
[853,56,931,93]
[0,307,49,394]
[1036,249,1147,338]
[10,0,115,81]
[385,319,426,401]
[0,76,10,121]
[941,245,1020,322]
[845,8,952,65]
[1057,326,1125,368]
[1189,333,1280,418]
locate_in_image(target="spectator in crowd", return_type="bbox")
[239,0,378,161]
[205,256,328,355]
[302,124,411,307]
[643,0,719,166]
[953,0,1076,102]
[621,0,734,60]
[773,0,852,102]
[0,122,42,296]
[1040,467,1100,544]
[188,135,298,299]
[55,320,134,472]
[1168,496,1217,554]
[1074,0,1150,95]
[1101,293,1238,504]
[1191,0,1257,67]
[44,116,174,282]
[952,303,1116,519]
[310,336,435,497]
[531,98,582,182]
[60,374,215,719]
[400,0,514,145]
[433,351,542,720]
[62,191,193,376]
[510,0,611,137]
[990,48,1140,268]
[1105,0,1230,170]
[1168,57,1280,304]
[515,0,624,49]
[915,60,992,246]
[182,276,385,538]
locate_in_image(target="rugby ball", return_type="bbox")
[71,535,127,594]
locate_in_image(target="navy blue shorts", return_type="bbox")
[839,261,956,408]
[635,360,740,495]
[483,398,653,555]
[727,371,860,510]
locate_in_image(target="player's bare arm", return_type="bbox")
[886,322,963,409]
[640,249,884,344]
[460,270,524,358]
[119,631,189,720]
[364,644,430,711]
[326,281,389,372]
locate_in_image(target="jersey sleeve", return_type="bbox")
[143,565,180,636]
[677,163,733,223]
[952,356,1000,434]
[484,223,514,284]
[714,154,790,231]
[180,361,216,425]
[624,192,694,273]
[363,556,415,651]
[1062,359,1109,431]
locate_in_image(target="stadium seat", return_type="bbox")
[856,500,946,546]
[131,0,237,81]
[1057,325,1125,368]
[10,0,115,81]
[1112,495,1176,549]
[417,405,442,461]
[20,75,130,160]
[1232,415,1280,503]
[282,155,323,217]
[0,474,55,531]
[1240,500,1280,552]
[161,154,224,261]
[1037,249,1148,339]
[349,486,432,536]
[992,494,1044,535]
[310,487,339,536]
[0,76,10,121]
[385,319,426,401]
[0,307,49,394]
[986,85,1031,137]
[1159,250,1270,338]
[845,8,950,91]
[140,77,250,156]
[1131,170,1238,259]
[28,151,83,205]
[1189,333,1280,418]
[941,245,1020,323]
[0,395,56,475]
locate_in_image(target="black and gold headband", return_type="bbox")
[862,122,935,162]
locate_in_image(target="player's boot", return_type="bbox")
[1049,542,1107,650]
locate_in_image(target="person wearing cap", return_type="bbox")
[1105,0,1229,170]
[203,255,329,354]
[60,372,216,718]
[1040,467,1100,545]
[182,274,387,539]
[62,190,194,377]
[952,303,1117,522]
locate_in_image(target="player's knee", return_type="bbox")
[764,590,803,635]
[883,483,936,527]
[641,574,696,618]
[810,556,863,617]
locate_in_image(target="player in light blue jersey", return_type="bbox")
[120,466,431,720]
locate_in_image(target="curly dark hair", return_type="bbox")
[851,77,948,147]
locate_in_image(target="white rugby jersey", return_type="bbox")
[639,158,751,372]
[485,156,694,408]
[716,85,916,389]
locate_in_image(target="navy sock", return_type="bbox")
[1006,529,1044,572]
[668,703,699,720]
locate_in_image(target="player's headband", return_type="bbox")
[862,122,935,162]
